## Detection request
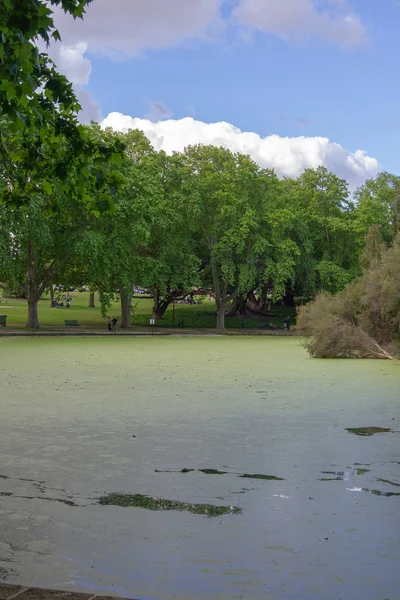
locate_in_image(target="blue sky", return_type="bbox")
[52,0,400,188]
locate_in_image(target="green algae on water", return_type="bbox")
[239,473,285,481]
[199,468,227,475]
[368,488,400,497]
[99,493,242,516]
[346,427,391,436]
[377,478,400,487]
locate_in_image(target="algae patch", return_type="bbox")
[99,493,242,517]
[154,468,283,479]
[377,478,400,487]
[199,469,227,475]
[346,427,391,436]
[239,474,285,481]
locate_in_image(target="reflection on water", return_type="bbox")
[347,487,400,498]
[319,465,400,497]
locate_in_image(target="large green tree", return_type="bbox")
[182,145,273,331]
[286,166,359,296]
[80,128,165,328]
[0,121,123,327]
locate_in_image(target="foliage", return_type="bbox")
[0,121,124,327]
[354,172,400,243]
[182,145,288,330]
[297,230,400,359]
[0,0,92,126]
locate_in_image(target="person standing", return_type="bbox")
[284,315,290,330]
[112,315,118,332]
[107,316,112,332]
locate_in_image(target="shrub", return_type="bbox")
[297,232,400,359]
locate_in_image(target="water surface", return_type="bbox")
[0,337,399,599]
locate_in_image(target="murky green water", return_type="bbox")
[0,337,399,599]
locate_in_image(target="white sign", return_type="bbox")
[150,319,155,325]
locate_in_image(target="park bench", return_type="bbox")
[64,320,80,327]
[0,315,7,327]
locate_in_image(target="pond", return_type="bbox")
[0,337,399,599]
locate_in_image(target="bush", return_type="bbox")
[297,233,400,359]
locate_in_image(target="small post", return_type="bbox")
[173,299,175,323]
[150,318,155,336]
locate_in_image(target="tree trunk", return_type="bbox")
[89,291,95,308]
[152,300,170,320]
[26,244,40,328]
[226,295,246,317]
[216,303,225,332]
[27,298,39,328]
[120,286,133,328]
[152,289,166,320]
[152,287,186,320]
[50,284,55,306]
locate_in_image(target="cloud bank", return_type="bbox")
[101,112,380,189]
[47,0,366,121]
[52,0,223,56]
[233,0,366,47]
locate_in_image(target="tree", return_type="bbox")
[285,166,359,296]
[0,122,123,327]
[143,152,200,321]
[182,145,273,331]
[354,172,400,243]
[81,129,166,328]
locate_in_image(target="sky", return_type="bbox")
[49,0,400,189]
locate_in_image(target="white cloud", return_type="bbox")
[43,1,366,126]
[47,0,224,122]
[233,0,367,46]
[101,112,380,189]
[58,42,92,85]
[41,40,98,122]
[52,0,223,57]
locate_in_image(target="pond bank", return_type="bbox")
[0,583,135,600]
[0,328,297,337]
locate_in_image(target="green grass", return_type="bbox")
[0,291,297,330]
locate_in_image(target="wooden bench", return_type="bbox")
[0,315,7,327]
[64,320,80,327]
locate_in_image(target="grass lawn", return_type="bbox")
[0,291,297,330]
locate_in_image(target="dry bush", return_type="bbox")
[297,233,400,359]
